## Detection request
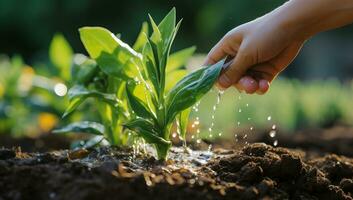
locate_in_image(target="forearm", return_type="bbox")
[270,0,353,40]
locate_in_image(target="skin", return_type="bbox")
[205,0,353,94]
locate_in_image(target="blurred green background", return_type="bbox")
[0,0,352,138]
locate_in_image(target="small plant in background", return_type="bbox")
[55,8,224,159]
[0,34,76,136]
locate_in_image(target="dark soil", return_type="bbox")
[0,134,71,152]
[1,142,353,200]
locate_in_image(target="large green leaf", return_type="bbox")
[49,33,73,81]
[53,121,105,135]
[166,46,196,73]
[166,59,225,123]
[133,22,149,52]
[79,27,141,79]
[124,118,170,145]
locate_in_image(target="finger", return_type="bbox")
[237,76,259,94]
[257,79,270,94]
[218,49,255,88]
[204,32,241,65]
[247,63,278,82]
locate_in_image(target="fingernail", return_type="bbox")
[218,74,231,88]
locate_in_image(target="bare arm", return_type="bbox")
[205,0,353,94]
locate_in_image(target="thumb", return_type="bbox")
[218,49,255,88]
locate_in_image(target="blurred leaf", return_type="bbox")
[166,59,224,123]
[63,85,120,117]
[167,46,196,72]
[49,33,73,80]
[71,54,98,84]
[53,121,105,135]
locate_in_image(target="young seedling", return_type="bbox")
[56,8,225,159]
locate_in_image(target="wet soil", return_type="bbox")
[1,142,353,200]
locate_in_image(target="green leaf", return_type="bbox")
[166,46,196,73]
[53,121,105,135]
[166,59,225,123]
[124,118,170,145]
[71,54,98,84]
[49,33,73,81]
[133,22,149,52]
[63,97,86,118]
[178,108,191,140]
[79,27,141,79]
[142,40,159,93]
[148,15,162,46]
[165,69,187,92]
[158,8,176,44]
[63,85,121,117]
[126,83,156,120]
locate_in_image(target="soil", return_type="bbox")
[1,141,353,200]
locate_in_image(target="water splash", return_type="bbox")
[207,91,223,140]
[269,130,276,138]
[273,140,278,146]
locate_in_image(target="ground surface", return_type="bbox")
[1,140,353,200]
[1,125,353,200]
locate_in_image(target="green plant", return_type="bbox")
[55,8,224,159]
[0,34,76,136]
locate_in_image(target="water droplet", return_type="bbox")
[208,128,212,132]
[191,135,195,139]
[238,95,242,100]
[243,134,248,139]
[272,124,276,129]
[269,130,276,138]
[194,120,199,125]
[238,109,242,113]
[246,103,249,107]
[208,144,212,152]
[218,132,222,137]
[172,132,177,138]
[54,83,67,97]
[273,140,278,146]
[197,129,200,134]
[49,192,56,199]
[247,117,251,121]
[196,139,201,144]
[191,124,195,128]
[237,121,241,126]
[196,117,199,120]
[209,134,213,138]
[250,126,254,131]
[267,116,272,121]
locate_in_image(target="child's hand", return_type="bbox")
[205,14,305,94]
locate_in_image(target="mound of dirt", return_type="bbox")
[0,143,353,200]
